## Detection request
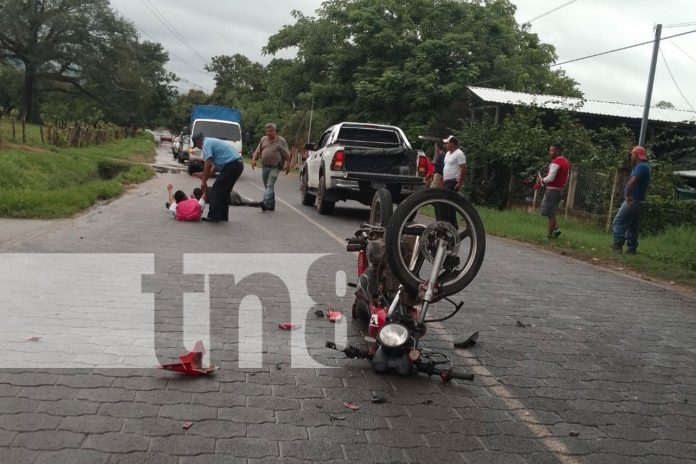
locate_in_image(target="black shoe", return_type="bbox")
[625,249,637,255]
[260,203,268,212]
[165,202,170,209]
[202,217,220,223]
[249,202,262,208]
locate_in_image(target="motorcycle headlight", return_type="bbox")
[377,323,409,348]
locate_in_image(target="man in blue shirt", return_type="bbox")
[612,145,651,254]
[191,132,243,222]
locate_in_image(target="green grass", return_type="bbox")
[477,206,696,288]
[0,122,155,218]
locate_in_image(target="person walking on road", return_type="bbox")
[538,143,570,241]
[612,145,651,254]
[251,123,290,212]
[191,132,244,222]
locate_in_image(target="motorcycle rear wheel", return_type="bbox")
[384,188,485,296]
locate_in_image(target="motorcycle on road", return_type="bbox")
[327,188,486,382]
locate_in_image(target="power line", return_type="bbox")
[471,28,696,87]
[550,28,696,68]
[667,39,696,65]
[138,0,209,66]
[663,21,696,29]
[521,0,579,25]
[658,48,695,111]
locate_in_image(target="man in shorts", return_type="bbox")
[538,143,570,241]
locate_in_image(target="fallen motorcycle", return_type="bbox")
[327,188,486,382]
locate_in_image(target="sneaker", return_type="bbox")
[611,246,623,254]
[165,202,170,209]
[552,228,562,238]
[260,203,268,212]
[625,249,637,255]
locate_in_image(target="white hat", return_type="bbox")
[443,135,458,144]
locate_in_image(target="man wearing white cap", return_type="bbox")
[612,145,651,254]
[436,135,467,225]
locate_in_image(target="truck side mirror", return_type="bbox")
[304,143,316,151]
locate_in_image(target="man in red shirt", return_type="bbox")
[537,143,570,241]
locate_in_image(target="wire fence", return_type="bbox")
[0,115,134,148]
[511,166,625,230]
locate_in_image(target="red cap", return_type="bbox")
[631,146,647,160]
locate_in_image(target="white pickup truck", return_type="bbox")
[300,122,427,215]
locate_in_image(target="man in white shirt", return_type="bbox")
[442,135,467,192]
[437,135,467,225]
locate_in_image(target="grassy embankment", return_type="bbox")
[0,119,155,218]
[477,206,696,289]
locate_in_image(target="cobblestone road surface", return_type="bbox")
[0,145,694,463]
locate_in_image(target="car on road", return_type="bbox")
[159,130,173,142]
[300,122,427,215]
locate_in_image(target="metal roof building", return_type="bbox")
[467,86,696,125]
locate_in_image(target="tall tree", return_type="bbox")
[263,0,581,137]
[0,0,144,123]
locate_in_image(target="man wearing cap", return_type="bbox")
[191,132,244,222]
[435,135,467,225]
[537,143,570,241]
[251,123,290,212]
[612,145,651,254]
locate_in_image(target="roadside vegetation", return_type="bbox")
[0,120,154,218]
[478,206,696,288]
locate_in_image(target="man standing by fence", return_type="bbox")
[538,143,570,241]
[612,146,651,255]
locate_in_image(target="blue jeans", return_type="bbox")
[261,166,280,208]
[612,200,643,252]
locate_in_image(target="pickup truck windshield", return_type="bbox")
[336,127,401,147]
[193,121,241,142]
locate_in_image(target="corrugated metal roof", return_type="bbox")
[468,86,696,125]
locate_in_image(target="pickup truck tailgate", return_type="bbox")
[339,147,423,184]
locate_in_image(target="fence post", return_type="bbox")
[507,171,515,209]
[606,168,621,232]
[12,118,16,141]
[22,119,27,143]
[564,166,578,218]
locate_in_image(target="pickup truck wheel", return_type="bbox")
[316,174,335,215]
[369,188,393,226]
[300,171,316,206]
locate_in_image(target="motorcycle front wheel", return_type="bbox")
[384,188,486,296]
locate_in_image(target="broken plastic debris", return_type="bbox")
[159,340,216,376]
[314,310,325,318]
[343,401,360,411]
[23,336,42,342]
[370,392,388,404]
[328,310,343,322]
[453,331,479,349]
[182,421,193,430]
[278,322,300,330]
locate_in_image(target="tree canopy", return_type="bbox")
[0,0,175,125]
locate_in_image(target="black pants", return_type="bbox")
[208,160,243,221]
[435,179,458,226]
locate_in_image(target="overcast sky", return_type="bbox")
[109,0,696,112]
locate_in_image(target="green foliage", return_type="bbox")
[641,195,696,235]
[0,0,175,126]
[477,206,696,286]
[0,134,153,217]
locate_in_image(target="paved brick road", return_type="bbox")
[0,146,694,463]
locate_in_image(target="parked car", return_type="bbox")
[300,122,426,215]
[160,130,173,142]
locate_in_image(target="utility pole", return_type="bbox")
[639,23,662,146]
[307,98,314,144]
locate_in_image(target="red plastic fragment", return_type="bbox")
[327,310,343,322]
[278,322,299,330]
[182,421,193,430]
[159,340,216,376]
[23,336,42,342]
[343,401,360,411]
